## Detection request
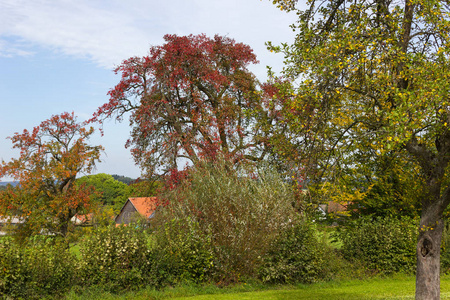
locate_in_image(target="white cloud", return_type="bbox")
[0,0,298,72]
[0,39,34,57]
[0,0,151,67]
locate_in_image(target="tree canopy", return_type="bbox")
[76,173,132,211]
[93,34,269,176]
[111,174,135,185]
[0,112,103,237]
[269,0,450,298]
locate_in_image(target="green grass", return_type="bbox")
[65,274,450,300]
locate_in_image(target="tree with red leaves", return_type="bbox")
[93,34,269,175]
[0,112,103,238]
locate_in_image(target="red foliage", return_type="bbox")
[92,34,267,175]
[163,168,190,191]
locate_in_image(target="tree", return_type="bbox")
[0,112,103,238]
[111,174,135,185]
[318,150,423,219]
[270,0,450,298]
[129,179,162,198]
[76,173,132,211]
[92,34,267,176]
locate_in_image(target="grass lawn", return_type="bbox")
[66,274,450,300]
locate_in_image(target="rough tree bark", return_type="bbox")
[407,135,450,300]
[416,208,444,299]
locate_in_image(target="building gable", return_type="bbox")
[115,200,138,225]
[115,197,158,225]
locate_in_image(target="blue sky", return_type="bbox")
[0,0,299,180]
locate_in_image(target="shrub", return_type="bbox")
[154,159,298,283]
[78,225,151,292]
[336,216,418,274]
[150,218,214,285]
[259,220,329,284]
[0,237,76,299]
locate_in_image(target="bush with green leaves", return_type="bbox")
[155,159,298,283]
[336,216,418,274]
[259,219,329,284]
[0,237,76,299]
[150,217,214,285]
[78,225,151,291]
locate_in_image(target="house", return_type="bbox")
[327,201,348,214]
[71,213,93,226]
[115,197,158,226]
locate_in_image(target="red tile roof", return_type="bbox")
[73,213,93,223]
[327,201,347,213]
[128,197,158,218]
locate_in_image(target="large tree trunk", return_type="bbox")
[406,134,450,299]
[415,208,444,299]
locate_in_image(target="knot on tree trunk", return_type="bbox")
[420,237,433,258]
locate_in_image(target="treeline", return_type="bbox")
[111,174,136,185]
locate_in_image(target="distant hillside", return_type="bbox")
[111,175,136,185]
[0,177,137,187]
[0,182,19,187]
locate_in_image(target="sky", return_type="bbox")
[0,0,299,181]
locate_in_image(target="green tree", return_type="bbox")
[270,1,450,298]
[76,173,132,211]
[111,174,135,185]
[324,150,423,219]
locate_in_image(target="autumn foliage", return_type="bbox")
[93,34,269,176]
[0,112,103,237]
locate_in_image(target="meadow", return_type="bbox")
[65,275,450,300]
